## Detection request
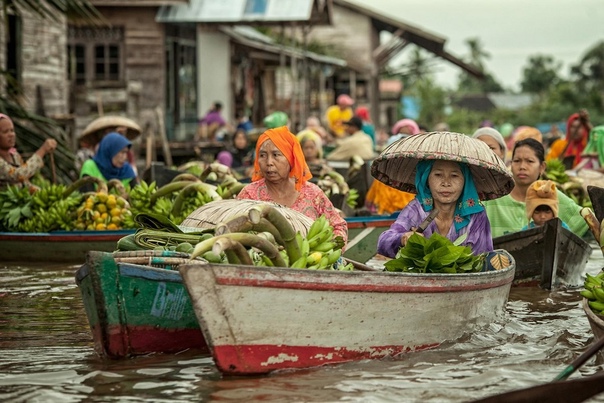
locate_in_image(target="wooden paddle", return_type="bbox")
[473,335,604,402]
[553,334,604,381]
[49,151,57,184]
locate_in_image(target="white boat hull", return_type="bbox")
[180,264,515,375]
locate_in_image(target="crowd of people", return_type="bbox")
[0,94,599,259]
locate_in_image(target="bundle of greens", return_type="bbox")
[384,233,484,274]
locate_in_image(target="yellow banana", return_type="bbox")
[307,251,323,266]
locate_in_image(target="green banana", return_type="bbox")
[313,241,337,253]
[589,300,604,312]
[290,256,307,269]
[306,215,327,240]
[581,290,596,300]
[326,249,342,265]
[203,251,223,263]
[593,287,604,302]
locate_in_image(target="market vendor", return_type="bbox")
[0,113,57,191]
[237,126,347,245]
[79,132,138,187]
[373,131,515,258]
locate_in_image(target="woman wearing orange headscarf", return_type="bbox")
[546,110,592,167]
[237,126,347,243]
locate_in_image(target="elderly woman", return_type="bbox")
[80,132,137,187]
[484,138,588,237]
[0,113,57,191]
[237,126,347,244]
[472,127,507,161]
[377,159,493,258]
[296,129,331,178]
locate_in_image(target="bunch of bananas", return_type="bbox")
[544,159,569,184]
[582,271,604,314]
[75,192,131,230]
[0,186,33,231]
[189,206,352,271]
[290,215,348,270]
[124,181,158,228]
[18,184,83,232]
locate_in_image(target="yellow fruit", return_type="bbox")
[100,212,108,221]
[116,197,126,208]
[95,216,105,225]
[86,224,96,231]
[106,195,117,209]
[96,223,107,230]
[96,203,107,214]
[110,207,122,217]
[107,223,118,230]
[96,193,108,203]
[111,216,121,225]
[93,211,101,220]
[75,222,86,231]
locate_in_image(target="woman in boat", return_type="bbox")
[79,132,138,188]
[484,138,588,238]
[237,126,347,244]
[296,129,331,178]
[546,110,592,168]
[472,127,507,162]
[377,159,493,258]
[0,113,57,191]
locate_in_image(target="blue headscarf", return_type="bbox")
[414,160,483,232]
[93,132,136,181]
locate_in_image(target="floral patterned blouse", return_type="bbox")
[237,179,348,244]
[0,149,43,191]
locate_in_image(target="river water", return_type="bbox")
[2,247,604,402]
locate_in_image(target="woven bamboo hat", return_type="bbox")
[79,116,142,145]
[180,199,314,236]
[371,131,514,200]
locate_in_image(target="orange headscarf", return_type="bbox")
[252,126,312,191]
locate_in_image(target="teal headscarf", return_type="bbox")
[414,160,484,232]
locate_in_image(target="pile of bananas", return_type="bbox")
[290,215,350,270]
[0,183,83,232]
[581,271,604,314]
[316,170,359,210]
[75,192,131,230]
[544,159,590,207]
[189,205,352,271]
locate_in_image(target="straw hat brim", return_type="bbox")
[180,199,314,236]
[79,116,142,144]
[371,131,514,200]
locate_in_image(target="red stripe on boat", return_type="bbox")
[212,343,440,375]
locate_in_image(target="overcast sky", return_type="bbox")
[346,0,604,91]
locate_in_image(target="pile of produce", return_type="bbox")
[315,170,359,209]
[0,162,246,232]
[581,271,604,315]
[544,159,591,208]
[188,206,351,270]
[384,233,485,273]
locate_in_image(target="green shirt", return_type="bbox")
[484,190,588,238]
[79,159,132,187]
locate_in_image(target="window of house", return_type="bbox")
[67,26,124,86]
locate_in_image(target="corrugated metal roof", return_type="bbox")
[222,26,347,67]
[156,0,328,24]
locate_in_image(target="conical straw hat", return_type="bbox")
[79,116,142,145]
[371,131,514,200]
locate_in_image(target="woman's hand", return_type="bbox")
[41,139,57,154]
[400,229,421,246]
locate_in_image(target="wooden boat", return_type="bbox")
[492,218,591,289]
[0,229,134,263]
[344,214,396,263]
[582,298,604,340]
[75,250,207,358]
[179,261,516,375]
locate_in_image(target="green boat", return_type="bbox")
[75,250,207,358]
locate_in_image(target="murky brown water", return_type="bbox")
[2,249,604,402]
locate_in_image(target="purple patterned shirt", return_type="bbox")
[377,198,493,258]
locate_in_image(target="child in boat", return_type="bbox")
[522,180,570,230]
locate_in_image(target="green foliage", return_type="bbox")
[384,233,484,274]
[520,55,562,94]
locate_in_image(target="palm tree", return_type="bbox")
[1,0,102,183]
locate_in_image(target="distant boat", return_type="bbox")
[493,218,591,289]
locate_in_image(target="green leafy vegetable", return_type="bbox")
[384,232,485,273]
